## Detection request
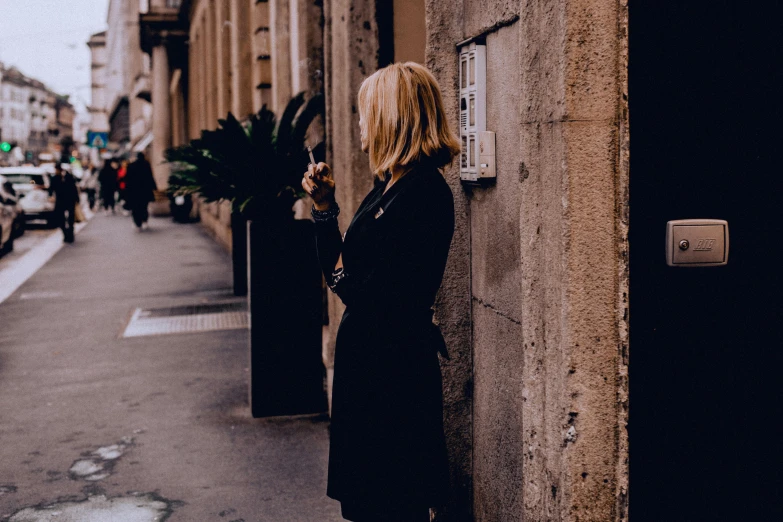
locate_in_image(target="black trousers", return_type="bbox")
[131,204,149,227]
[55,206,75,242]
[102,191,115,210]
[86,189,96,210]
[340,501,429,522]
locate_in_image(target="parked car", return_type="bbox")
[0,180,19,252]
[0,167,55,227]
[0,175,25,238]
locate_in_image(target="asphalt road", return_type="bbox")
[0,213,341,521]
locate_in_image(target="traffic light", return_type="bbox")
[0,142,11,153]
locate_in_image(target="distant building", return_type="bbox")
[87,31,110,165]
[0,62,73,165]
[0,63,32,153]
[104,0,153,157]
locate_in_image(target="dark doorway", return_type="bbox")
[630,2,782,521]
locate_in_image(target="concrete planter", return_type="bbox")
[246,218,326,418]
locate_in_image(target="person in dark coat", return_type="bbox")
[302,62,460,522]
[124,152,157,230]
[49,163,80,243]
[98,160,118,213]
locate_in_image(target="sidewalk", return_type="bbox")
[0,213,342,521]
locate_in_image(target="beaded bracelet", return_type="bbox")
[328,267,346,292]
[311,202,340,222]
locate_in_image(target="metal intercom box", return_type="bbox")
[458,41,495,182]
[666,219,729,267]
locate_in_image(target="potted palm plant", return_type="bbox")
[166,93,327,417]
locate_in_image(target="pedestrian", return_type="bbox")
[301,62,459,522]
[49,163,80,243]
[117,159,129,215]
[98,160,118,213]
[81,162,98,210]
[124,152,157,230]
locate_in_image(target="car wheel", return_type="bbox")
[5,230,13,252]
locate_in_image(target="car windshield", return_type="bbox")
[3,174,46,185]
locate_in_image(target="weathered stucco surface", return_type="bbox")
[471,23,527,522]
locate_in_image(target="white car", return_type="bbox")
[0,177,19,252]
[0,167,55,227]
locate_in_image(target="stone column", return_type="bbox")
[230,0,253,119]
[151,42,171,196]
[291,0,324,97]
[270,0,292,114]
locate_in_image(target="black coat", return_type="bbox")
[315,166,455,510]
[124,159,157,206]
[98,164,118,196]
[49,173,79,210]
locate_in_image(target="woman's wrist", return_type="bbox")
[313,200,333,211]
[311,200,340,222]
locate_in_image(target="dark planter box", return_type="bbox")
[247,218,326,417]
[231,211,248,296]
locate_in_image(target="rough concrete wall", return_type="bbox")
[426,2,474,520]
[471,24,526,522]
[322,0,382,403]
[462,0,519,38]
[559,0,629,519]
[425,0,627,521]
[517,0,628,520]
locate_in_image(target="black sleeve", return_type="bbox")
[314,215,344,284]
[333,181,454,310]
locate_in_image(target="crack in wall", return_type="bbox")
[472,296,522,325]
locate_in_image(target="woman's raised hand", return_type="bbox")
[302,162,335,210]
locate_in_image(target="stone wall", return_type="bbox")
[425,0,629,520]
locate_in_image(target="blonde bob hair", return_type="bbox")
[358,62,461,178]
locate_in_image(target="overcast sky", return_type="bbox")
[0,0,109,113]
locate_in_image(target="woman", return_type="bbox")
[302,62,460,522]
[124,152,157,230]
[98,160,118,214]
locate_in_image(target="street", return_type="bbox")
[0,214,342,521]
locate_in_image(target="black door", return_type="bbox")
[631,3,782,521]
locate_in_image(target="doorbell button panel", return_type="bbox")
[666,219,729,267]
[478,131,496,179]
[458,40,496,182]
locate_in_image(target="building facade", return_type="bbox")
[87,31,110,166]
[0,63,74,165]
[0,65,32,153]
[138,1,629,520]
[105,0,153,157]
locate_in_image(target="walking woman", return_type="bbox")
[302,62,460,522]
